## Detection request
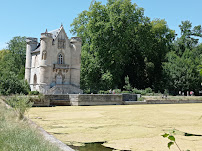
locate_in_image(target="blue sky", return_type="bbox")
[0,0,201,49]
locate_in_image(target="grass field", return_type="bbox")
[0,99,61,151]
[28,104,202,151]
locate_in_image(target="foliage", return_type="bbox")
[137,97,144,101]
[145,87,153,93]
[132,88,146,95]
[114,89,122,94]
[121,91,131,94]
[0,72,30,95]
[162,130,190,151]
[71,0,175,93]
[163,21,202,95]
[123,76,132,91]
[6,95,33,119]
[0,36,29,95]
[29,91,40,95]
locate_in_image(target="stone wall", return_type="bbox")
[45,95,71,106]
[32,94,202,106]
[146,99,202,104]
[69,94,123,106]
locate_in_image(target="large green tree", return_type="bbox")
[0,36,29,95]
[163,21,202,94]
[71,0,175,92]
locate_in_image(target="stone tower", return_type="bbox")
[25,25,83,94]
[25,38,38,83]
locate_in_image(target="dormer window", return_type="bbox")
[58,53,64,64]
[58,39,65,49]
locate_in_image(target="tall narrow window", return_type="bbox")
[42,51,47,60]
[58,54,63,64]
[34,74,37,85]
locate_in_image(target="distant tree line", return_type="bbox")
[0,0,201,95]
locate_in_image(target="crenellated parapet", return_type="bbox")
[41,33,53,39]
[26,37,38,44]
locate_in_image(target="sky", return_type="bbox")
[0,0,201,49]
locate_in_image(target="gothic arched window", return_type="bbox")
[34,74,37,85]
[58,53,64,64]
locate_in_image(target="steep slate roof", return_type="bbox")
[31,43,40,53]
[49,28,60,39]
[32,26,62,52]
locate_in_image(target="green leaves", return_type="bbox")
[71,0,176,92]
[162,133,169,138]
[168,135,175,141]
[0,36,29,95]
[168,142,174,149]
[162,133,176,150]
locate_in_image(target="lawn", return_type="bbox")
[28,104,202,151]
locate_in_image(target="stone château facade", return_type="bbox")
[25,25,83,94]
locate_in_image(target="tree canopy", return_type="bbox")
[0,36,29,95]
[71,0,176,93]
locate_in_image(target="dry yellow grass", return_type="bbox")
[28,104,202,151]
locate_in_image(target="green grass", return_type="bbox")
[0,99,61,151]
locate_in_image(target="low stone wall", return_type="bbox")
[32,94,202,106]
[45,95,71,106]
[30,96,50,107]
[69,94,123,106]
[146,99,202,104]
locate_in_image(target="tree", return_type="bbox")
[0,71,30,95]
[71,0,175,92]
[0,36,29,95]
[163,21,202,94]
[0,36,27,80]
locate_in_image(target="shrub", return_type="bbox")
[145,87,153,93]
[132,88,146,95]
[123,76,132,91]
[0,72,30,95]
[29,91,40,95]
[114,89,121,94]
[6,94,33,119]
[122,91,131,94]
[98,90,110,94]
[138,97,145,101]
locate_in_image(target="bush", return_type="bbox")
[123,76,132,91]
[114,89,122,94]
[122,91,131,94]
[0,72,30,95]
[132,88,146,95]
[29,91,40,95]
[138,97,145,101]
[145,87,153,93]
[6,94,33,119]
